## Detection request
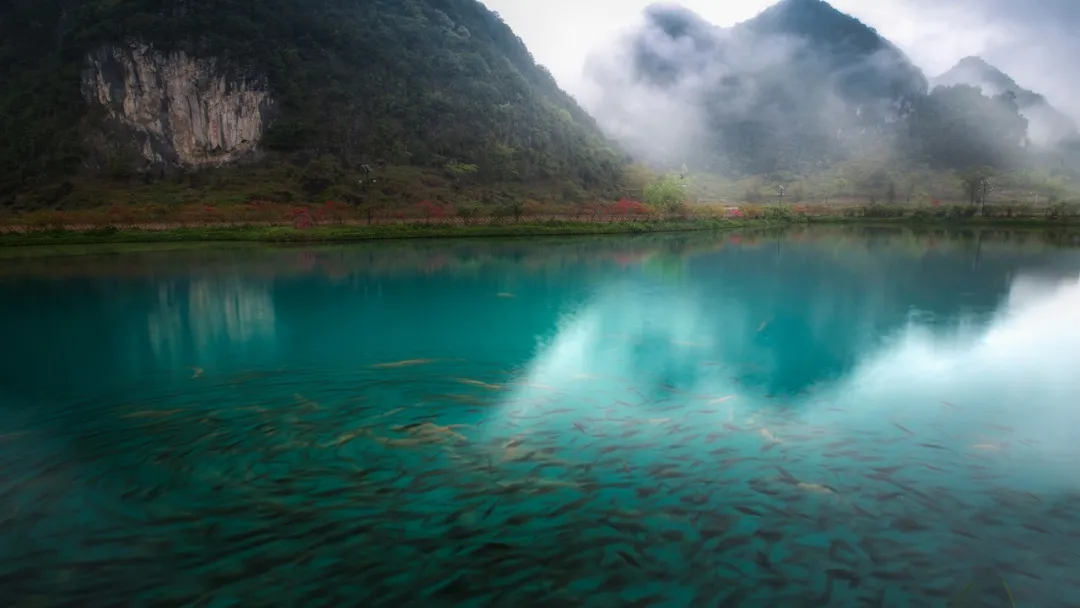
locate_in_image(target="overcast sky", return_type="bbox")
[480,0,1076,116]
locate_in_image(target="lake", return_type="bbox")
[0,225,1078,606]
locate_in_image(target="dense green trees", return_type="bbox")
[908,86,1029,170]
[0,0,626,206]
[2,0,1078,209]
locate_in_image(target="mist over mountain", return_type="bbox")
[1,0,1077,209]
[581,0,1054,176]
[933,56,1078,146]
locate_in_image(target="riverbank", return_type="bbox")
[0,218,768,248]
[0,210,1075,249]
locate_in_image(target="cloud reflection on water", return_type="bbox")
[810,270,1080,480]
[496,263,1080,487]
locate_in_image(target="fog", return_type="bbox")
[482,0,1078,171]
[483,0,1076,118]
[574,2,928,172]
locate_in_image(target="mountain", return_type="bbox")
[933,56,1078,146]
[582,0,929,175]
[0,0,627,207]
[582,0,1039,175]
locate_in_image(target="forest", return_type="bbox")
[0,0,1079,212]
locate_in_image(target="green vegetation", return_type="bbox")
[685,161,1080,210]
[4,0,1080,219]
[1,197,1075,249]
[0,218,767,248]
[0,0,626,207]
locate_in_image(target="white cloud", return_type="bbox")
[480,0,1075,116]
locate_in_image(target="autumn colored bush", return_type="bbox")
[612,197,650,217]
[288,206,314,229]
[321,200,348,224]
[415,200,447,222]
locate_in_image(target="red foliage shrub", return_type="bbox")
[293,213,314,229]
[612,197,649,217]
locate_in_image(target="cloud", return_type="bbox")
[837,0,1080,117]
[482,0,1078,120]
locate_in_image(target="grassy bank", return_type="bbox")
[1,199,1077,249]
[0,218,769,247]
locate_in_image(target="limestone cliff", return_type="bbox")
[82,43,272,169]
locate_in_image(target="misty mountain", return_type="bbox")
[582,0,1031,175]
[0,0,625,207]
[933,56,1078,146]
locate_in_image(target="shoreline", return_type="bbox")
[0,219,768,248]
[0,216,1075,252]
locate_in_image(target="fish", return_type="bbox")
[825,568,861,588]
[708,395,737,405]
[122,409,182,419]
[616,550,642,568]
[369,358,440,368]
[455,378,502,390]
[891,422,914,435]
[496,292,515,298]
[190,367,204,379]
[796,482,837,495]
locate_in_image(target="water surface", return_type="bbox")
[1,226,1079,606]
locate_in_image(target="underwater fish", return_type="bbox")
[891,422,915,436]
[759,427,781,443]
[496,292,515,298]
[616,550,641,568]
[190,367,204,379]
[708,395,737,405]
[369,358,439,368]
[454,378,502,390]
[796,482,838,495]
[122,409,182,419]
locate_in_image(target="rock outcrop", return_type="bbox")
[82,43,271,169]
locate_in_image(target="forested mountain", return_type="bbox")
[1,0,1077,209]
[582,0,1051,177]
[0,0,626,207]
[933,56,1078,146]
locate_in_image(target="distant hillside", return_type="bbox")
[0,0,627,207]
[583,0,929,175]
[933,56,1078,146]
[583,0,1032,175]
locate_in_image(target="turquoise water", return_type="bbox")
[1,226,1079,606]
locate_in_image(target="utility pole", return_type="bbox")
[980,179,991,216]
[777,185,785,205]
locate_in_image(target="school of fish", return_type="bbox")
[0,359,1077,607]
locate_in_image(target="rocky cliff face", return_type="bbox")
[82,44,271,169]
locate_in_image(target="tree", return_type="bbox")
[643,174,687,211]
[958,166,995,205]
